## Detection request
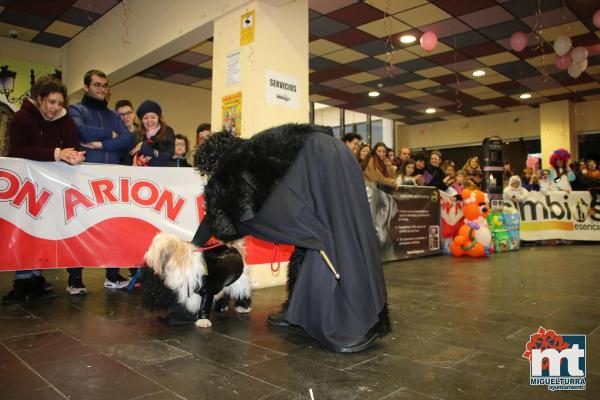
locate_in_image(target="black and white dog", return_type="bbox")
[141,233,251,328]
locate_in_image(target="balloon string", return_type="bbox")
[449,0,462,114]
[383,0,398,78]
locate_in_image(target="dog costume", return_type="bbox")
[141,233,251,327]
[192,124,390,353]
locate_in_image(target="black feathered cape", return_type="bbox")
[196,124,388,350]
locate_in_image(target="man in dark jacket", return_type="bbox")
[67,69,134,294]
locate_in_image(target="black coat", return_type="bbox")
[169,157,191,168]
[425,164,448,190]
[195,124,387,350]
[139,126,175,167]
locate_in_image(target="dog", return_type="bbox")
[141,233,251,328]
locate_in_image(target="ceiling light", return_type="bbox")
[368,91,380,97]
[520,93,532,99]
[472,70,486,77]
[425,108,436,114]
[400,34,417,44]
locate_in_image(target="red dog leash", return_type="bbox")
[193,242,225,252]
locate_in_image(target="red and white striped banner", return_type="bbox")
[0,158,292,271]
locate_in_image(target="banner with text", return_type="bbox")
[367,183,441,261]
[504,190,600,240]
[0,158,292,271]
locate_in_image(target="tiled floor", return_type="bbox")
[1,245,598,400]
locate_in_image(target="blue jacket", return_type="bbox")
[69,96,133,164]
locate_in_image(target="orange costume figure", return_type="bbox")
[449,189,493,257]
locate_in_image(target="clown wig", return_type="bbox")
[549,148,571,169]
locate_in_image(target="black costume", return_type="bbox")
[193,124,389,352]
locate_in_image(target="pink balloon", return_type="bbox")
[510,31,528,52]
[420,31,438,52]
[593,9,600,29]
[555,54,572,70]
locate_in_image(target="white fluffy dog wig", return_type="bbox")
[143,233,250,320]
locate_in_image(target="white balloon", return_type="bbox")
[568,61,583,78]
[571,46,588,63]
[554,35,572,56]
[580,58,588,72]
[474,226,492,247]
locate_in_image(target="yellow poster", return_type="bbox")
[222,92,242,136]
[240,10,255,46]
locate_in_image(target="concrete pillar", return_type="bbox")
[210,0,308,287]
[210,0,309,137]
[540,100,576,167]
[383,119,394,150]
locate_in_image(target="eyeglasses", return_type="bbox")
[89,82,109,89]
[430,157,440,161]
[175,142,186,147]
[118,111,133,117]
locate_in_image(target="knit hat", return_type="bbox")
[136,100,162,119]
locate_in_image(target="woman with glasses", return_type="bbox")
[170,134,192,167]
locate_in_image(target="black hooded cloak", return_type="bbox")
[194,124,388,350]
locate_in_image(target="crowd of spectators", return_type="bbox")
[343,133,600,201]
[350,136,490,195]
[2,70,210,305]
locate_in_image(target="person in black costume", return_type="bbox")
[191,124,390,353]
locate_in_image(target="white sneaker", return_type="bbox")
[67,278,87,295]
[104,274,130,290]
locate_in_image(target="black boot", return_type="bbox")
[2,279,30,305]
[31,276,56,301]
[158,303,198,326]
[267,312,290,327]
[2,276,55,305]
[267,247,306,327]
[334,303,391,353]
[334,326,382,353]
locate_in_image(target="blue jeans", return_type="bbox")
[67,267,119,279]
[15,270,42,280]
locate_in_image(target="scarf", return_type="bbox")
[81,94,108,109]
[145,125,161,139]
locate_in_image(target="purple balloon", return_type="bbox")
[555,54,572,71]
[510,31,528,52]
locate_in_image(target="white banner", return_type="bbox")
[504,191,600,240]
[0,158,292,271]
